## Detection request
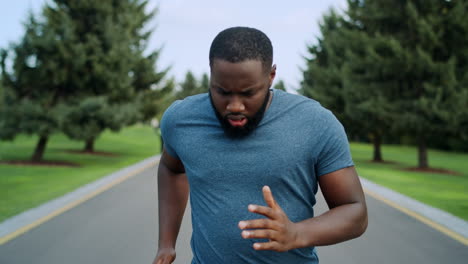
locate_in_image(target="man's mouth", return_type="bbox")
[227,116,247,127]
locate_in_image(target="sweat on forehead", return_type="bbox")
[209,27,273,71]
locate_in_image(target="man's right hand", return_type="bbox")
[153,248,176,264]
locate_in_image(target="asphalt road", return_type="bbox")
[0,164,467,264]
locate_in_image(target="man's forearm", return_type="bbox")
[294,201,367,248]
[157,163,189,249]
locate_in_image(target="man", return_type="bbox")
[154,27,367,264]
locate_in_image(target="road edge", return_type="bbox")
[0,155,160,245]
[1,157,466,246]
[361,177,468,245]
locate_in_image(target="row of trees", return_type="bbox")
[0,0,173,161]
[171,71,287,105]
[301,0,468,168]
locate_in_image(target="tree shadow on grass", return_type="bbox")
[402,167,462,176]
[0,160,81,167]
[64,149,119,157]
[367,160,400,165]
[361,159,461,176]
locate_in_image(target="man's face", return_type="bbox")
[209,59,276,138]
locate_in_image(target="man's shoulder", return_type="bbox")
[163,93,210,120]
[160,93,212,153]
[274,89,334,120]
[167,93,209,111]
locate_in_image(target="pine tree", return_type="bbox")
[441,0,468,151]
[300,10,373,156]
[351,0,463,168]
[0,14,68,161]
[338,1,401,162]
[300,10,348,120]
[153,78,176,121]
[175,71,204,100]
[44,0,169,152]
[340,32,396,162]
[0,0,170,157]
[0,75,3,110]
[199,73,210,93]
[273,80,287,91]
[302,0,468,166]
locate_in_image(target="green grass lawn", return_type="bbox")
[351,142,468,220]
[0,125,161,222]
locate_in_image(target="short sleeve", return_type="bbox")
[316,111,354,177]
[160,100,182,159]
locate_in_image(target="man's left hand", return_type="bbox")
[238,186,300,252]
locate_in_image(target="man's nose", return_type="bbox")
[226,96,245,113]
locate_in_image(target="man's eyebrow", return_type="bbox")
[214,86,228,92]
[211,83,224,89]
[211,83,262,92]
[240,88,254,93]
[241,84,265,93]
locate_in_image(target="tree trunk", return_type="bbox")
[84,138,95,152]
[418,138,429,169]
[372,133,383,162]
[31,135,48,162]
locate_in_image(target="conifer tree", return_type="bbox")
[441,0,468,151]
[46,0,169,152]
[153,77,176,121]
[302,0,468,166]
[273,80,287,91]
[175,71,204,100]
[300,10,348,120]
[339,1,398,162]
[349,0,464,168]
[0,14,68,161]
[0,76,3,110]
[199,73,210,92]
[1,0,171,156]
[300,10,375,158]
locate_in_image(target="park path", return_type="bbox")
[0,164,467,264]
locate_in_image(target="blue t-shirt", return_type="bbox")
[161,89,354,263]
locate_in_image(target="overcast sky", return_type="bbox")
[1,0,347,92]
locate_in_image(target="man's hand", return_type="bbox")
[153,248,176,264]
[238,186,300,252]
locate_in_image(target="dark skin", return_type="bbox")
[153,59,367,263]
[209,59,276,123]
[154,150,187,264]
[239,168,367,251]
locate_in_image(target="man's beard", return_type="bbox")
[209,90,271,138]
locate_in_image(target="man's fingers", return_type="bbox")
[246,204,276,219]
[241,228,278,240]
[253,241,285,252]
[262,185,278,209]
[156,256,174,264]
[238,218,279,230]
[154,251,175,264]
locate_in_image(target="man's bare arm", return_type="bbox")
[295,166,368,247]
[238,166,367,251]
[153,149,188,264]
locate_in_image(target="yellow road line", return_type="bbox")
[0,160,159,246]
[2,166,466,247]
[364,188,468,246]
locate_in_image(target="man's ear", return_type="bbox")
[269,64,277,87]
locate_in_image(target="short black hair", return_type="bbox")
[209,27,273,72]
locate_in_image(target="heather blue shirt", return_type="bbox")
[161,89,354,263]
